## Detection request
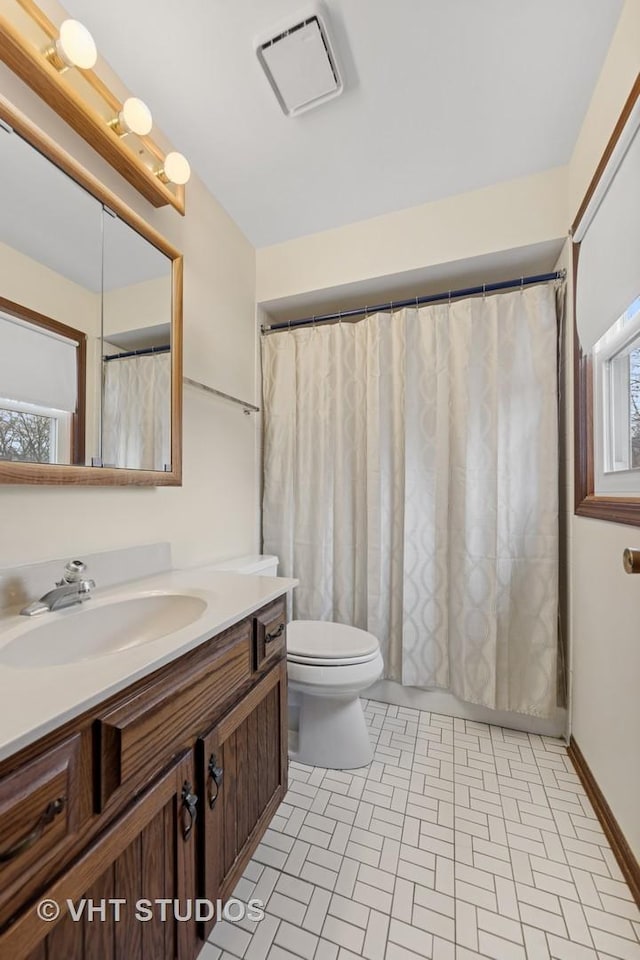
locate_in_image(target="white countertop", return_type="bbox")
[0,566,297,763]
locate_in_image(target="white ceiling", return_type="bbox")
[62,0,623,247]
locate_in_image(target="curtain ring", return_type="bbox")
[482,283,486,299]
[338,308,342,326]
[312,314,316,329]
[520,276,525,294]
[448,290,452,307]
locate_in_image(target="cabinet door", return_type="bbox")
[198,660,287,940]
[1,751,199,960]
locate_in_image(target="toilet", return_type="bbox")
[212,554,383,769]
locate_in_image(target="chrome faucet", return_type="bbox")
[20,560,96,616]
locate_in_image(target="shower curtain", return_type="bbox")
[262,284,560,718]
[102,353,171,471]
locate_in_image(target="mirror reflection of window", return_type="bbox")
[101,212,172,471]
[0,306,86,465]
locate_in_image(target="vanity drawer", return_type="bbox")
[0,734,82,887]
[97,621,252,810]
[254,598,286,671]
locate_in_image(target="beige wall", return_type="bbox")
[256,166,568,303]
[565,0,640,859]
[0,64,259,568]
[103,275,172,338]
[0,241,100,336]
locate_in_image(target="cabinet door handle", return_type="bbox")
[207,755,224,810]
[181,782,198,841]
[265,622,285,644]
[0,796,66,864]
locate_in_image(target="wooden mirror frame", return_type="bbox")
[0,94,183,486]
[573,75,640,526]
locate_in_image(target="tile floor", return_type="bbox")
[201,699,640,960]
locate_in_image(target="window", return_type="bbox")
[0,396,72,464]
[593,296,640,494]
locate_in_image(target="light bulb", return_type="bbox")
[111,97,153,136]
[162,152,191,185]
[54,20,97,70]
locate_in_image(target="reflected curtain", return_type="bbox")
[262,284,559,717]
[102,353,170,471]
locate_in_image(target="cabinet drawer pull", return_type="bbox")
[181,782,198,841]
[265,623,285,644]
[0,796,66,864]
[207,755,224,809]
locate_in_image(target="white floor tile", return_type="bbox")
[321,914,365,953]
[274,921,318,960]
[388,917,433,958]
[212,699,639,960]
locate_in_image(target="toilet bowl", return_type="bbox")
[287,620,383,769]
[211,555,383,769]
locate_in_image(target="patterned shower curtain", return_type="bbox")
[262,284,559,717]
[102,353,171,471]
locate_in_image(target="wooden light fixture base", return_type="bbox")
[0,0,186,215]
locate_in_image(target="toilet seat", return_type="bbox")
[287,650,379,666]
[287,620,379,666]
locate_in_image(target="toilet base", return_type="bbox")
[289,692,373,769]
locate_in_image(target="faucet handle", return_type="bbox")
[62,560,88,583]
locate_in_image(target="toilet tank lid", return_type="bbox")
[212,554,279,575]
[287,620,379,659]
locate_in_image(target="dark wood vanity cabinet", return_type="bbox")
[0,596,288,960]
[8,751,198,960]
[198,660,287,941]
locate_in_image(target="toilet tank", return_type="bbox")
[212,554,279,576]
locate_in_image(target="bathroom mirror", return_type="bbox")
[0,96,182,485]
[573,77,640,525]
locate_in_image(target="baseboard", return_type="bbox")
[567,736,640,907]
[367,679,567,737]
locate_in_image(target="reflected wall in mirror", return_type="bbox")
[0,96,183,485]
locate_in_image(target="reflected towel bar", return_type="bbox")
[183,377,260,415]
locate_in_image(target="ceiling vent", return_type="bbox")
[255,4,343,117]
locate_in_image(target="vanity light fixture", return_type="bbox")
[0,0,189,212]
[109,97,153,137]
[44,19,97,72]
[157,151,191,186]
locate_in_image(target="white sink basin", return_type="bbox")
[0,593,208,668]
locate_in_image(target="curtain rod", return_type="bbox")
[103,344,170,362]
[263,270,566,333]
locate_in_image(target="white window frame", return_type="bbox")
[0,396,72,464]
[593,296,640,495]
